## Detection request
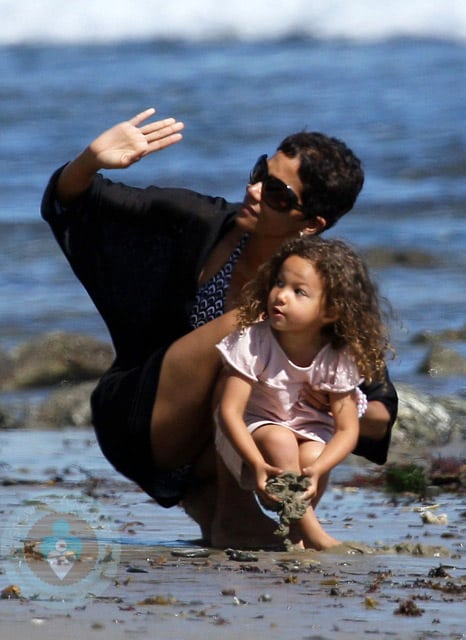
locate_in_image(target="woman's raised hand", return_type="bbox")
[88,108,184,170]
[56,108,184,204]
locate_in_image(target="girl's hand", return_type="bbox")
[253,462,283,507]
[87,108,184,171]
[301,466,319,501]
[300,383,331,413]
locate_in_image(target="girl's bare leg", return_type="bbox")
[150,310,239,469]
[254,427,340,550]
[298,441,339,548]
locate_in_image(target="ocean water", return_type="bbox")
[0,0,465,402]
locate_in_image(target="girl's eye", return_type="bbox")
[295,288,309,296]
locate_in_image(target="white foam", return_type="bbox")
[1,0,466,45]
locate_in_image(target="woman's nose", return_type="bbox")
[247,181,262,202]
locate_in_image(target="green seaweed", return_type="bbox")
[384,463,427,494]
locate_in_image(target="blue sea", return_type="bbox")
[1,0,465,401]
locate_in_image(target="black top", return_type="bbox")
[41,167,238,366]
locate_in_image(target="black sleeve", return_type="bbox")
[352,369,398,465]
[41,168,237,365]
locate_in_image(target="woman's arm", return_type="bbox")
[359,400,391,440]
[57,108,184,204]
[301,384,394,442]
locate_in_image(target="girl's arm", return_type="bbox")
[57,108,184,204]
[302,390,359,499]
[219,372,282,495]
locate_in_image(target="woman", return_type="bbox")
[41,108,397,547]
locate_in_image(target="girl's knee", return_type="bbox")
[255,425,296,448]
[254,425,299,466]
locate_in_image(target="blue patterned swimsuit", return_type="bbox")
[190,234,248,329]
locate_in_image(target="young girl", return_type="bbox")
[215,235,393,550]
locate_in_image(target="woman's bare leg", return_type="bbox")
[210,457,280,549]
[150,310,239,469]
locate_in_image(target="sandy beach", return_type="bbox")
[0,431,464,640]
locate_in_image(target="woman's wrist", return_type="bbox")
[56,148,100,204]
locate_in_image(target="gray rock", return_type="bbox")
[418,344,466,376]
[0,403,20,429]
[392,383,464,448]
[28,381,97,428]
[3,332,114,390]
[0,349,13,385]
[412,324,466,344]
[363,247,438,269]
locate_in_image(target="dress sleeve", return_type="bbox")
[312,345,362,393]
[216,326,265,381]
[40,166,238,365]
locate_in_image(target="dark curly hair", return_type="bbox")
[277,132,364,230]
[237,236,393,383]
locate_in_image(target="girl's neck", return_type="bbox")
[272,328,327,367]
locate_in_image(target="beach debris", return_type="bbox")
[23,539,45,561]
[225,548,258,562]
[420,510,448,525]
[414,503,441,512]
[30,618,46,626]
[366,569,393,593]
[137,594,177,605]
[171,548,211,558]
[364,596,379,608]
[221,588,236,596]
[394,598,424,616]
[126,565,148,573]
[118,520,144,534]
[392,542,452,557]
[258,593,272,602]
[1,584,21,599]
[428,564,451,578]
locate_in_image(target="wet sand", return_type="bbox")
[1,545,465,640]
[0,483,464,639]
[0,429,464,639]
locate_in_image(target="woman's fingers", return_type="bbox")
[139,116,185,154]
[129,107,157,127]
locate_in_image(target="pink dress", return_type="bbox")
[215,320,365,489]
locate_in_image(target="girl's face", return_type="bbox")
[267,255,336,337]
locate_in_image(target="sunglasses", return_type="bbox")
[249,154,304,213]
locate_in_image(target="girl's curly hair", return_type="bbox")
[237,236,394,383]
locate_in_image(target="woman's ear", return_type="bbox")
[300,216,326,236]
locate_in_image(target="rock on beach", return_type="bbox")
[1,331,114,390]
